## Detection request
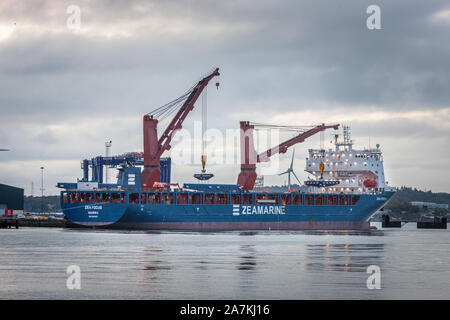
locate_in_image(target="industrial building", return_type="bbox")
[410,201,449,210]
[0,183,24,214]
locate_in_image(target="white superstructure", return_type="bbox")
[305,126,390,194]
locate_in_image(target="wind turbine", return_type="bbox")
[279,149,301,189]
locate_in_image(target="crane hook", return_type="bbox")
[215,82,220,90]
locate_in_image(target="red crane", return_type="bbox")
[141,68,220,189]
[237,121,340,191]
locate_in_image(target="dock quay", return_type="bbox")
[18,219,66,228]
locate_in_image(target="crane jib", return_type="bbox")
[141,68,220,189]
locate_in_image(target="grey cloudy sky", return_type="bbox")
[0,0,449,194]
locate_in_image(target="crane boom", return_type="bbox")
[141,68,220,189]
[156,68,220,158]
[257,124,340,162]
[237,121,339,191]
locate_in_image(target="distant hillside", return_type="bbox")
[390,186,450,205]
[383,187,449,219]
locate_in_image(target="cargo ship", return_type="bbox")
[58,68,395,230]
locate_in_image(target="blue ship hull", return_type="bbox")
[61,191,394,231]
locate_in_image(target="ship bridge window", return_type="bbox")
[242,194,253,205]
[163,193,174,205]
[328,195,338,205]
[148,193,161,204]
[111,192,125,204]
[129,193,139,204]
[140,193,147,204]
[293,194,302,205]
[189,193,201,205]
[281,194,292,205]
[256,194,278,205]
[231,194,241,205]
[177,193,188,204]
[204,193,214,205]
[216,194,227,205]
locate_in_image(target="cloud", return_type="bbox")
[431,8,450,25]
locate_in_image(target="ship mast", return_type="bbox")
[335,125,353,152]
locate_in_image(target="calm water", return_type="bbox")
[0,223,449,299]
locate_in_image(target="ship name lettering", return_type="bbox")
[85,205,102,210]
[241,205,286,215]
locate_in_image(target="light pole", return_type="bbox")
[105,140,112,183]
[40,167,44,213]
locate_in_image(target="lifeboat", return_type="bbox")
[363,179,377,188]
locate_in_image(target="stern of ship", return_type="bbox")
[62,202,127,227]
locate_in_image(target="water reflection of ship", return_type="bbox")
[236,243,258,293]
[305,243,385,273]
[238,244,257,271]
[140,245,170,286]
